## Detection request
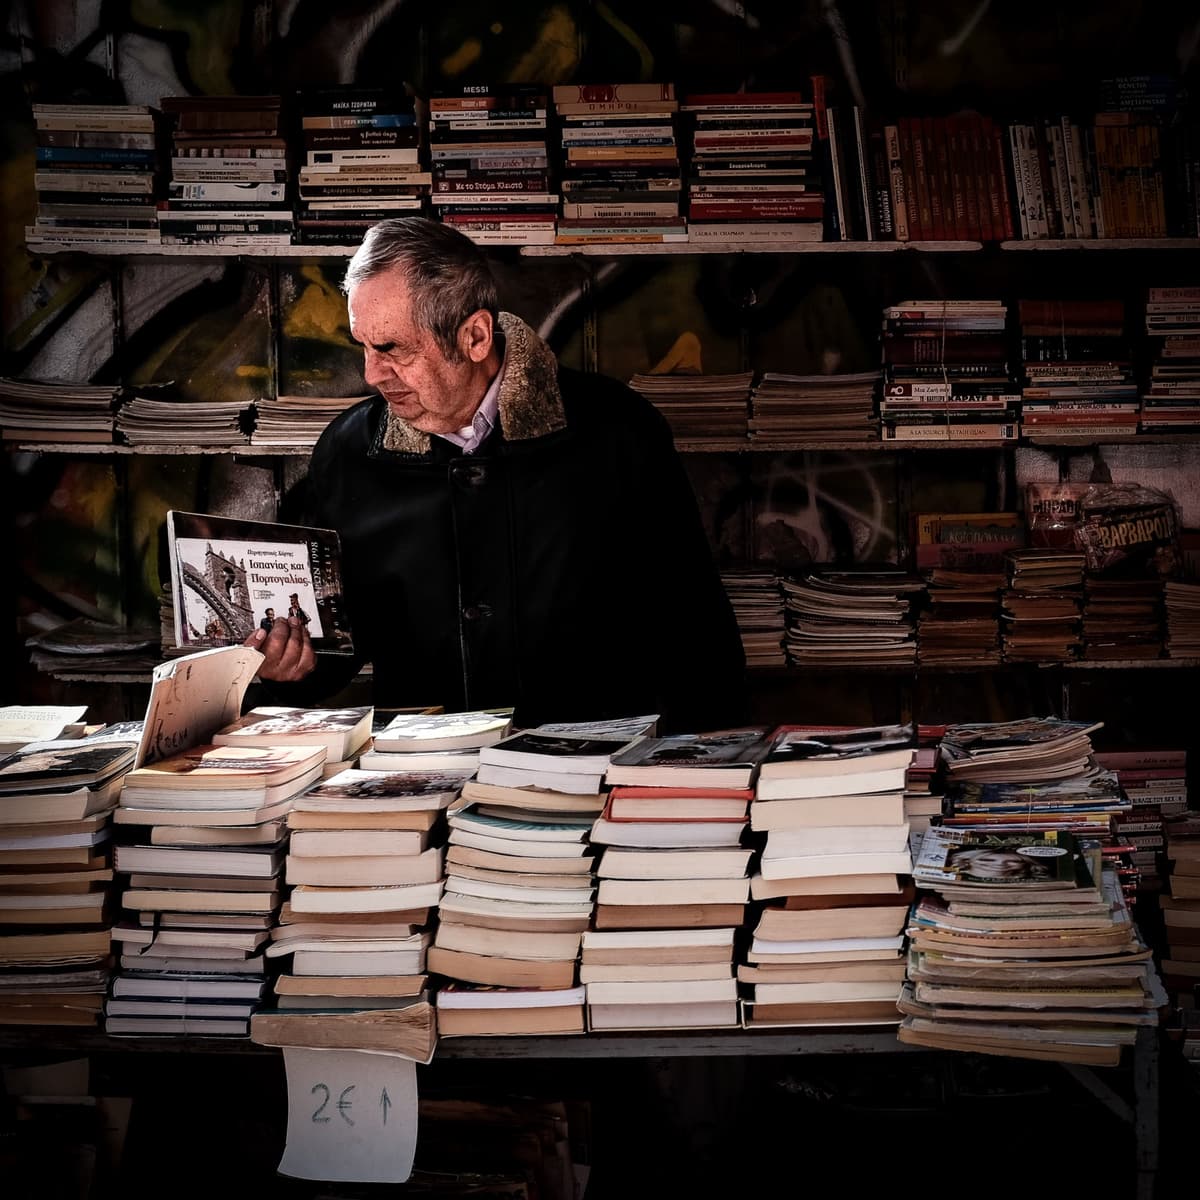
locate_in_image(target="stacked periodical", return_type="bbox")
[1165,581,1200,657]
[157,96,291,246]
[553,83,684,245]
[743,724,914,1028]
[880,300,1016,443]
[28,103,161,246]
[1161,812,1200,1004]
[1080,576,1163,660]
[902,823,1161,1067]
[918,571,1004,665]
[250,394,369,447]
[750,371,879,442]
[429,84,554,246]
[721,568,785,668]
[1102,747,1189,894]
[0,717,138,1027]
[295,87,426,246]
[585,727,767,1030]
[681,91,821,246]
[1018,299,1137,439]
[1142,287,1200,431]
[783,570,923,667]
[626,371,752,443]
[0,378,118,445]
[107,733,328,1035]
[1001,548,1086,661]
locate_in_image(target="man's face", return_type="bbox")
[348,267,482,434]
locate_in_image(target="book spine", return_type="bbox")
[1007,125,1029,238]
[926,117,948,239]
[910,118,933,239]
[1084,124,1107,238]
[869,128,894,238]
[1061,118,1091,237]
[989,120,1014,239]
[1048,121,1075,236]
[884,124,910,241]
[960,116,983,240]
[852,108,875,240]
[1030,122,1054,237]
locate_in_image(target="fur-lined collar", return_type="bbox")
[374,311,565,456]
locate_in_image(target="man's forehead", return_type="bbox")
[347,270,420,340]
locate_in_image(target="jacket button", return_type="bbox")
[462,604,492,622]
[450,464,487,488]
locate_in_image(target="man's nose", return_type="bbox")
[363,348,392,386]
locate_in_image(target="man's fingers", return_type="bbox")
[249,617,315,682]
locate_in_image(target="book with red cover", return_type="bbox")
[898,118,924,239]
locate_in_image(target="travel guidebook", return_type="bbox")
[166,511,353,654]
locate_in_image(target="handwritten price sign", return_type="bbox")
[278,1047,418,1182]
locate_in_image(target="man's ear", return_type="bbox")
[460,309,495,363]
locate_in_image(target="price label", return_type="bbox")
[278,1047,418,1182]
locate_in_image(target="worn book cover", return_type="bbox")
[166,510,353,653]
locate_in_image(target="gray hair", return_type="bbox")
[342,217,499,361]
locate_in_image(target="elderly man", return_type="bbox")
[251,217,744,732]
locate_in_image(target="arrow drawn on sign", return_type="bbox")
[380,1087,391,1125]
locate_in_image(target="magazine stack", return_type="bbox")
[720,567,786,668]
[157,96,291,246]
[1102,747,1188,896]
[0,718,139,1027]
[249,393,370,448]
[1080,575,1164,661]
[586,727,767,1030]
[295,87,427,246]
[115,391,251,449]
[879,300,1016,443]
[1165,580,1200,657]
[743,725,914,1028]
[680,91,822,246]
[783,570,923,667]
[918,570,1005,665]
[553,83,684,245]
[1001,549,1086,661]
[626,372,752,443]
[902,825,1163,1066]
[27,104,161,247]
[1142,287,1200,432]
[428,84,555,245]
[0,378,118,445]
[1018,299,1138,439]
[749,371,880,442]
[1160,812,1200,1003]
[359,709,513,777]
[431,719,651,1033]
[107,738,328,1035]
[254,762,471,1037]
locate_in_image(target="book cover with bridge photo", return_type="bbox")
[166,510,354,655]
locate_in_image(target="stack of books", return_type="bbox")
[901,825,1163,1066]
[0,724,138,1026]
[721,568,785,668]
[158,96,291,246]
[584,728,768,1030]
[1001,548,1086,660]
[1018,299,1138,438]
[1080,576,1164,660]
[1102,747,1188,893]
[880,301,1016,442]
[783,570,923,667]
[28,103,161,247]
[750,371,880,442]
[429,84,554,246]
[359,709,513,777]
[1165,580,1200,656]
[903,747,943,835]
[626,371,752,443]
[681,91,821,245]
[429,810,593,998]
[210,705,373,777]
[1161,813,1200,1002]
[107,739,328,1035]
[249,393,369,447]
[295,87,426,246]
[115,393,251,448]
[0,378,117,444]
[553,83,685,245]
[259,765,468,1031]
[744,724,915,1028]
[1142,287,1200,431]
[918,570,1005,665]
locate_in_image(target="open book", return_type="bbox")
[166,510,353,654]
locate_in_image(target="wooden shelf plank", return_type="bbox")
[1000,238,1200,251]
[521,240,982,257]
[24,242,362,259]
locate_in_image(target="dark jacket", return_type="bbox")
[290,313,745,732]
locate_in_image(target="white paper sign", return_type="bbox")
[278,1047,418,1183]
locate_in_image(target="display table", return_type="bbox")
[0,1025,1159,1198]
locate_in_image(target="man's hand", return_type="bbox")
[244,616,317,682]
